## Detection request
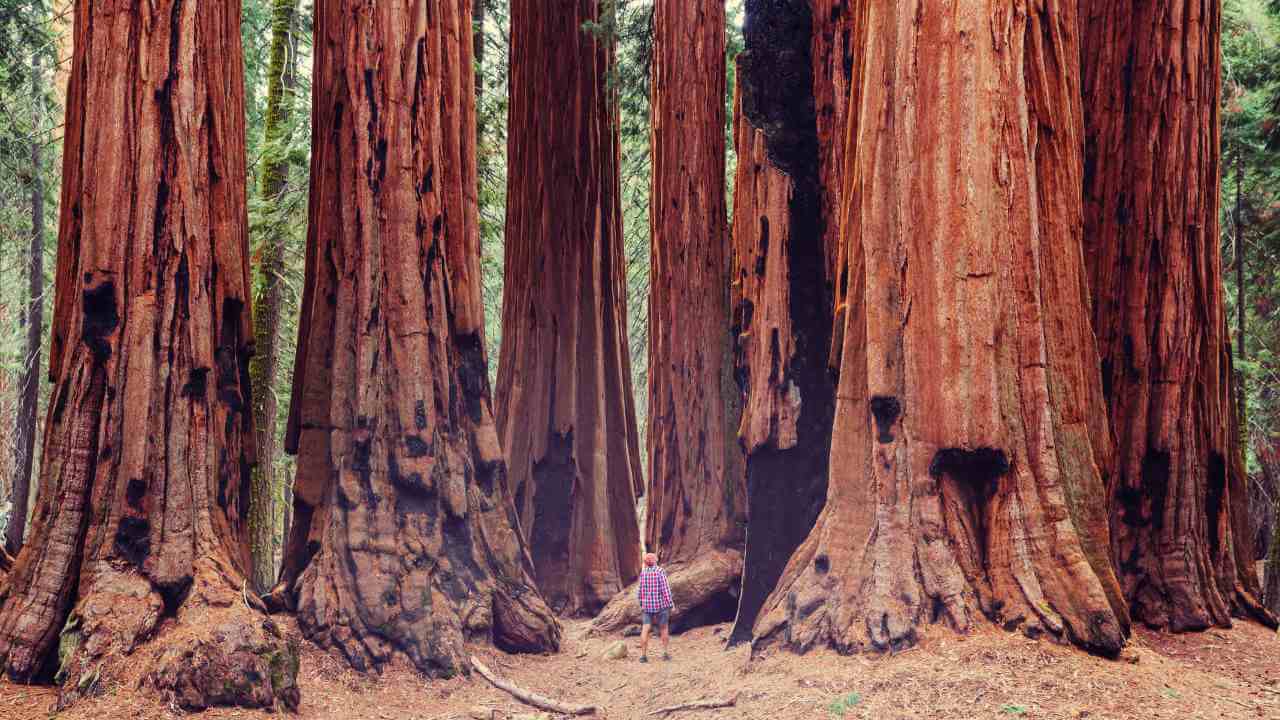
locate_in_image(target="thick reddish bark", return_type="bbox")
[594,0,745,634]
[725,0,836,645]
[1081,0,1275,631]
[811,0,854,339]
[752,0,1127,657]
[276,0,560,677]
[0,0,298,710]
[495,0,643,617]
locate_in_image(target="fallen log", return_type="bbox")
[469,656,596,716]
[647,693,739,716]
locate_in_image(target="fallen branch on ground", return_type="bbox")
[647,693,739,716]
[469,656,596,716]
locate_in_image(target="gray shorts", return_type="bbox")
[642,608,670,628]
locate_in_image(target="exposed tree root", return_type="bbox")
[591,550,742,635]
[51,559,299,711]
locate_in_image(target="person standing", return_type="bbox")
[637,552,674,662]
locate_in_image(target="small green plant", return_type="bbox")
[1001,705,1028,716]
[1161,688,1181,699]
[827,692,862,717]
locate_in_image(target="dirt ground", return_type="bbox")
[0,614,1278,720]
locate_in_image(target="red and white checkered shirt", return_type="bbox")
[637,566,673,613]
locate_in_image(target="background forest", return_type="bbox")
[0,0,1276,613]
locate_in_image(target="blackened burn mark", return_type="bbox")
[115,516,151,567]
[530,431,575,613]
[82,282,120,360]
[869,396,901,444]
[1206,452,1226,557]
[126,478,147,509]
[415,400,428,430]
[455,333,489,423]
[156,576,193,618]
[729,0,834,648]
[215,298,246,411]
[930,447,1010,572]
[181,367,210,398]
[404,434,431,458]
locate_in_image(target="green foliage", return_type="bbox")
[1000,704,1028,715]
[826,692,862,716]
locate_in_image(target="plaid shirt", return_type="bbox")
[637,566,673,613]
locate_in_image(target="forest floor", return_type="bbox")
[1,613,1279,720]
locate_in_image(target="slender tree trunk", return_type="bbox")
[1081,0,1275,631]
[593,0,745,635]
[750,0,1128,657]
[0,0,298,709]
[725,0,837,646]
[495,0,644,617]
[276,0,560,676]
[473,0,484,98]
[7,53,45,557]
[247,0,300,595]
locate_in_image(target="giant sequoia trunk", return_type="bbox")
[277,0,559,677]
[495,0,643,617]
[593,0,746,635]
[1081,0,1275,631]
[811,0,854,331]
[750,0,1128,657]
[247,0,301,595]
[725,0,837,646]
[0,0,299,710]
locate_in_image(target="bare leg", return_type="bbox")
[661,622,670,657]
[640,622,651,659]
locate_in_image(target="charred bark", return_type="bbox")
[0,0,299,709]
[277,0,560,677]
[751,0,1128,657]
[1081,0,1275,631]
[594,0,745,634]
[725,0,836,646]
[495,0,644,617]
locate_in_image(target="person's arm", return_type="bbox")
[661,569,673,609]
[637,571,645,604]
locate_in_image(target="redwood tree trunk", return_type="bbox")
[7,52,46,557]
[247,0,300,595]
[750,0,1128,657]
[0,0,298,709]
[495,0,644,617]
[277,0,560,676]
[811,0,854,337]
[1081,0,1275,631]
[593,0,745,635]
[725,0,837,646]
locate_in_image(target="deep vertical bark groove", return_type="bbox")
[278,0,560,677]
[7,52,46,557]
[752,0,1127,657]
[725,0,836,646]
[1081,0,1275,631]
[248,0,301,595]
[0,0,298,709]
[593,0,745,634]
[495,0,644,616]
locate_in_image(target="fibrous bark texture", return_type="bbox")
[811,0,854,335]
[0,0,298,710]
[278,0,560,677]
[247,0,300,595]
[495,0,643,616]
[725,0,836,646]
[1081,0,1275,631]
[595,0,745,634]
[752,0,1128,657]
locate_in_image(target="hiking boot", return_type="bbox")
[639,655,648,663]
